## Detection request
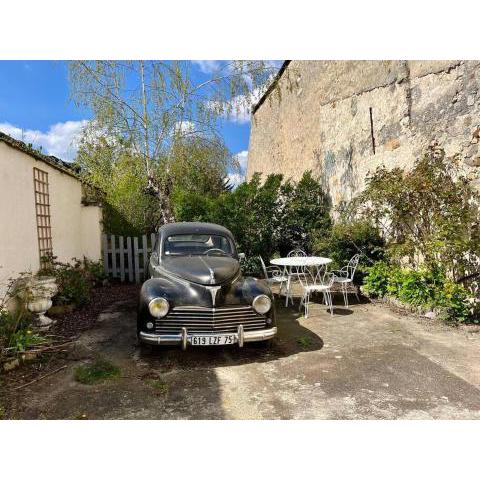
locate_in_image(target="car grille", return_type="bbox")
[154,306,267,334]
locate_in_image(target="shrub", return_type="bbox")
[363,261,474,324]
[435,281,471,324]
[352,144,480,281]
[172,171,331,262]
[83,259,107,287]
[276,171,331,255]
[39,256,92,307]
[240,256,263,277]
[392,268,443,308]
[0,276,44,360]
[217,173,284,259]
[313,219,385,274]
[362,261,392,297]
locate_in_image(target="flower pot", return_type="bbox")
[18,276,58,330]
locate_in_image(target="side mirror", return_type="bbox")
[238,253,246,261]
[151,252,159,265]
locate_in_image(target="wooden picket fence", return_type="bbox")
[102,233,156,283]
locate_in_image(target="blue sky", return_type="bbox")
[0,60,262,183]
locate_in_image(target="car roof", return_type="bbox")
[158,222,234,239]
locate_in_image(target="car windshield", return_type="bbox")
[163,234,234,257]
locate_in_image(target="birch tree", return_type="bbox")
[69,60,279,224]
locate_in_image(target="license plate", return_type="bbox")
[190,334,237,346]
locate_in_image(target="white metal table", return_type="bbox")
[271,256,332,306]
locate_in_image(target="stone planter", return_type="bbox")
[18,276,58,330]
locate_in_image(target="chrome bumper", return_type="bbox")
[139,326,277,349]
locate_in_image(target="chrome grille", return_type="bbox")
[154,306,267,334]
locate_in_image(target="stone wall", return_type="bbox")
[247,60,480,208]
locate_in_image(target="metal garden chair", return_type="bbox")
[284,249,308,302]
[259,256,288,295]
[298,268,334,318]
[287,249,307,257]
[332,254,361,308]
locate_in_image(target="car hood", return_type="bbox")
[160,256,240,286]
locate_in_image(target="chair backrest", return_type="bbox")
[323,271,335,288]
[346,254,361,279]
[298,268,334,289]
[258,256,268,279]
[287,249,307,257]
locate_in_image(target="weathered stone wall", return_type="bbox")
[247,60,480,208]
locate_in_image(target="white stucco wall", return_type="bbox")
[0,141,102,297]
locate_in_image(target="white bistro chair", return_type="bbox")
[284,248,308,304]
[298,269,334,318]
[332,254,360,308]
[287,249,307,258]
[259,256,288,294]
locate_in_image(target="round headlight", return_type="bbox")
[252,294,272,314]
[148,297,169,318]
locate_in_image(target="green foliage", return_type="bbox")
[389,268,443,307]
[8,329,45,354]
[70,60,279,227]
[171,189,217,224]
[83,259,108,287]
[240,256,263,277]
[363,261,472,324]
[313,219,385,272]
[277,171,331,255]
[297,336,314,349]
[148,378,169,395]
[362,261,392,298]
[0,307,40,355]
[353,144,480,280]
[173,171,331,266]
[0,277,45,360]
[39,255,101,307]
[435,281,471,324]
[76,133,236,235]
[74,358,120,385]
[76,138,161,235]
[218,173,284,259]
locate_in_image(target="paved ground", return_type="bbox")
[6,292,480,419]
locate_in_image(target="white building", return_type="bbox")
[0,131,103,296]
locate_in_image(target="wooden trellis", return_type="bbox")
[33,167,53,266]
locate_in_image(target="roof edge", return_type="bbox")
[0,131,79,179]
[251,60,291,115]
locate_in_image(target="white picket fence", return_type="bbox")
[102,233,156,283]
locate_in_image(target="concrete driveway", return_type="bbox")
[7,293,480,419]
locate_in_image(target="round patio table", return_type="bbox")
[271,256,332,306]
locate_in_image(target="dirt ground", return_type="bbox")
[2,290,480,419]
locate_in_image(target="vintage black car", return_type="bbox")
[137,222,277,349]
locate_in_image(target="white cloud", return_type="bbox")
[192,60,223,74]
[228,150,248,188]
[210,83,270,124]
[234,150,248,172]
[173,120,196,135]
[0,120,89,161]
[227,172,245,189]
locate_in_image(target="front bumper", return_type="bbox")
[139,326,277,349]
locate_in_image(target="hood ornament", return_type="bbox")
[208,267,215,284]
[206,286,221,307]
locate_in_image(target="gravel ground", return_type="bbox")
[2,286,480,419]
[0,283,139,402]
